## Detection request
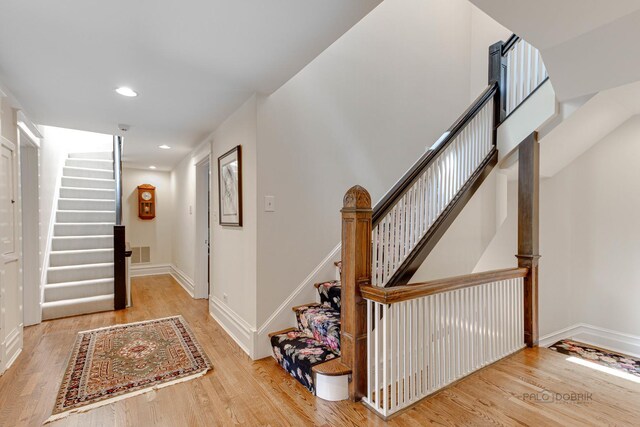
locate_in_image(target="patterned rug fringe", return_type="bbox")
[44,369,209,425]
[76,314,184,334]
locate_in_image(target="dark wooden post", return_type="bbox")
[341,185,372,401]
[488,40,507,123]
[516,132,540,347]
[114,225,127,310]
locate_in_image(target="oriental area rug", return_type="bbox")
[549,339,640,378]
[47,316,212,423]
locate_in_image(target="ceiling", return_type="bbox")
[0,0,381,170]
[470,0,640,101]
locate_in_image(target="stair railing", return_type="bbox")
[113,135,128,310]
[340,35,545,407]
[360,268,528,417]
[371,85,498,288]
[500,34,549,119]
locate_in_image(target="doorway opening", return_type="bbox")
[194,157,211,299]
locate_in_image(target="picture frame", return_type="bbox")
[218,145,243,226]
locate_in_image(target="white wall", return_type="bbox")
[255,0,509,326]
[409,170,506,282]
[209,96,258,346]
[469,5,511,100]
[170,141,211,281]
[476,116,640,351]
[123,168,173,267]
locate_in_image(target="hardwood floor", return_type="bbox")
[1,275,638,426]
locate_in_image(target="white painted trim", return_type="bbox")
[315,373,349,401]
[541,323,640,358]
[40,153,64,305]
[209,296,255,357]
[192,140,212,166]
[17,110,42,145]
[252,243,341,360]
[3,325,23,371]
[129,263,171,277]
[169,264,195,297]
[129,265,195,298]
[193,158,210,299]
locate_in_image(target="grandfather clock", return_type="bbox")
[137,184,156,220]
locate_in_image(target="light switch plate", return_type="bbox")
[264,195,275,212]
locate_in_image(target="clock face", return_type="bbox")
[141,191,152,201]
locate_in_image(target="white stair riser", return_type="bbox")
[63,167,114,180]
[42,295,114,320]
[55,223,114,236]
[68,152,113,160]
[44,280,114,302]
[61,176,115,190]
[65,158,113,171]
[50,250,114,267]
[57,211,115,223]
[52,236,113,251]
[48,264,114,284]
[58,199,115,211]
[60,187,115,200]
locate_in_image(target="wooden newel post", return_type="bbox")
[517,132,540,347]
[340,185,372,401]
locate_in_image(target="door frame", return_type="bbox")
[17,115,42,326]
[0,133,21,373]
[194,156,211,299]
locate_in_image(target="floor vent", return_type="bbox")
[131,246,151,264]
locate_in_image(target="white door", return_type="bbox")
[0,137,21,372]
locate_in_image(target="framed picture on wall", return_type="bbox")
[218,145,242,226]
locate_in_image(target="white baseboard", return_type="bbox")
[2,326,23,372]
[169,264,195,298]
[130,264,195,298]
[130,263,171,277]
[209,297,255,357]
[540,323,640,358]
[252,243,342,360]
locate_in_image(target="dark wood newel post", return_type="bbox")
[488,40,506,123]
[341,185,372,401]
[517,132,540,347]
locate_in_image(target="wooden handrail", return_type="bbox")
[372,82,498,225]
[360,267,528,304]
[501,33,520,56]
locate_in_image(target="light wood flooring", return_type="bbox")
[0,275,638,426]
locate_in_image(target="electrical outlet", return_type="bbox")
[189,205,193,214]
[223,293,228,302]
[264,195,275,212]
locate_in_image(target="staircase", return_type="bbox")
[268,34,548,413]
[42,151,116,320]
[269,262,350,400]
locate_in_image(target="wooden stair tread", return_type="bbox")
[267,327,297,338]
[313,280,340,289]
[291,302,321,312]
[312,357,351,376]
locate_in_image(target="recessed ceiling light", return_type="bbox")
[116,87,138,97]
[149,165,157,169]
[158,145,171,150]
